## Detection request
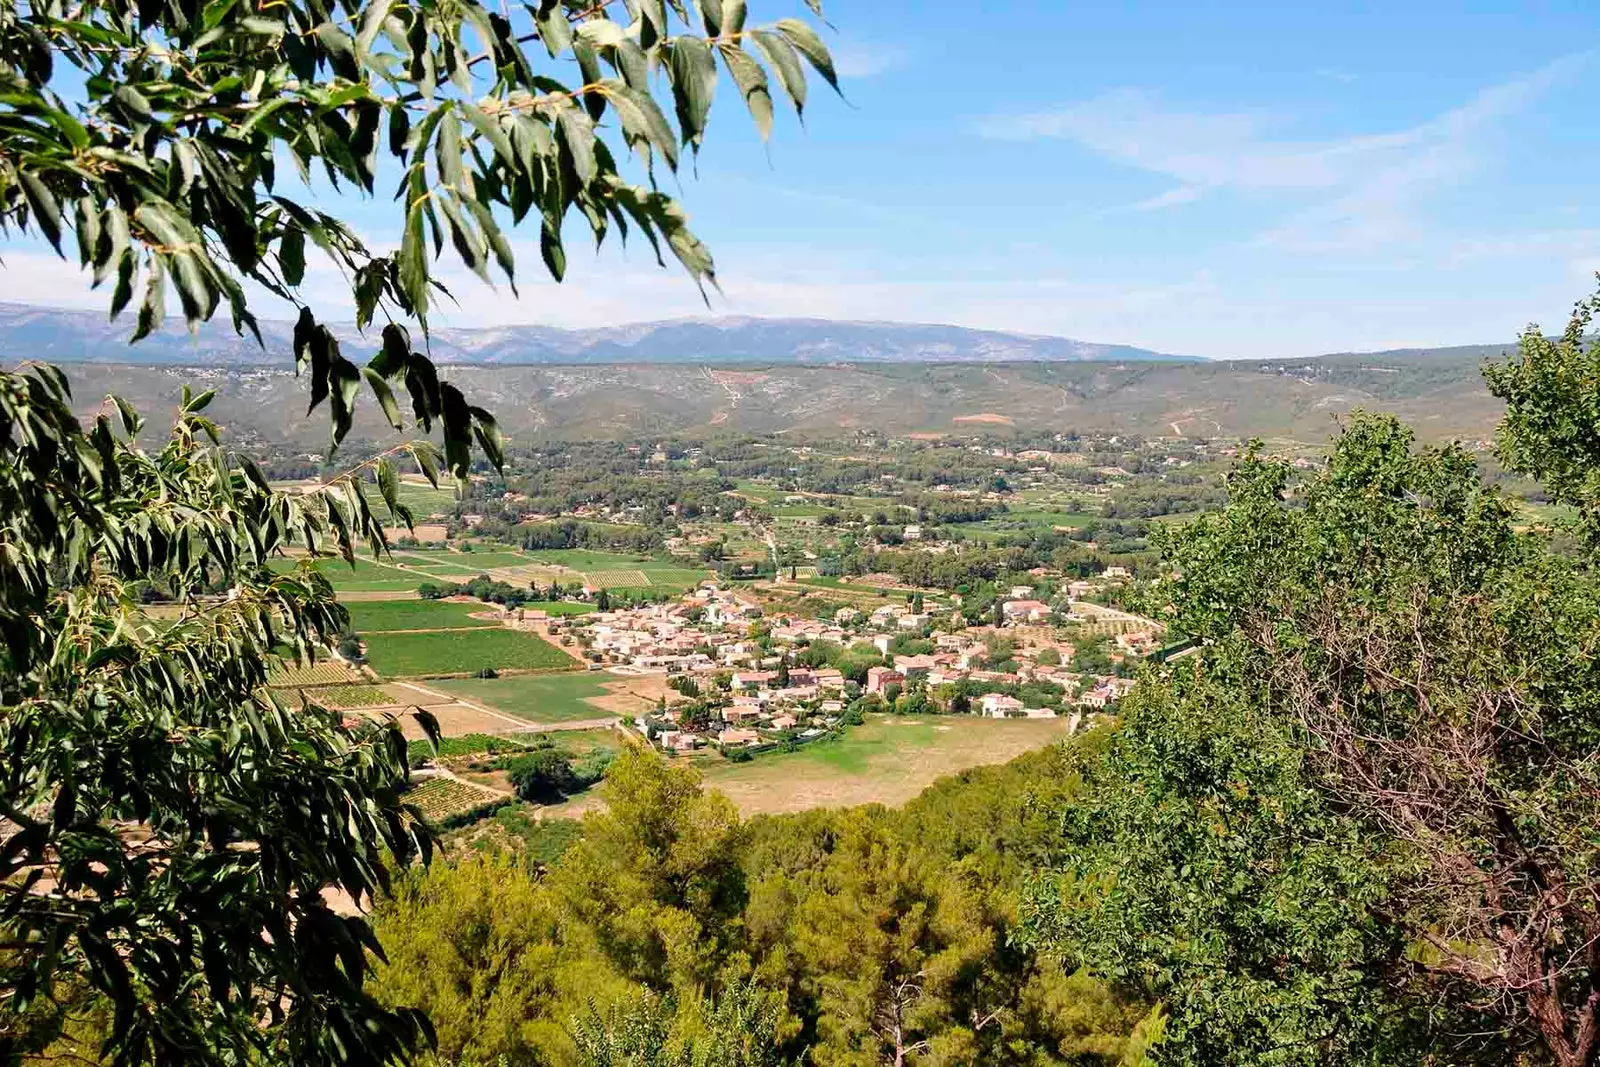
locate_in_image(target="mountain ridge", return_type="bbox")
[0,302,1205,366]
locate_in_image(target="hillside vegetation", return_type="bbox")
[52,349,1507,446]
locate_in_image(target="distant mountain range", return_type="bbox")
[0,302,1202,366]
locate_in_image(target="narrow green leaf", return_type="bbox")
[376,457,401,518]
[279,225,306,286]
[775,18,839,93]
[718,44,773,140]
[667,36,717,146]
[19,172,63,252]
[556,106,597,187]
[362,367,404,431]
[752,29,806,114]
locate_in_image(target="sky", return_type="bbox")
[4,0,1600,359]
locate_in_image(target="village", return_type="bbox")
[536,573,1158,759]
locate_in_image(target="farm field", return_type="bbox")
[446,550,543,569]
[266,659,365,687]
[302,684,397,708]
[393,480,460,517]
[404,776,507,825]
[390,552,483,575]
[522,548,659,570]
[363,628,570,678]
[430,672,658,723]
[695,714,1073,816]
[269,556,417,591]
[514,548,712,592]
[345,599,499,633]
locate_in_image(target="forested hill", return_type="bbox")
[0,302,1198,365]
[46,348,1506,446]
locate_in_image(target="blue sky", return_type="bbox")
[5,0,1600,358]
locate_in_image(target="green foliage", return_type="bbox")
[1022,673,1404,1065]
[1485,287,1600,548]
[371,746,1148,1066]
[508,747,578,803]
[1038,398,1600,1065]
[0,368,439,1064]
[1,0,839,473]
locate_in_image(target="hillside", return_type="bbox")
[0,303,1198,366]
[49,350,1508,447]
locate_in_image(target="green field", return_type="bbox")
[429,672,628,723]
[303,684,396,707]
[269,556,417,591]
[450,550,541,568]
[394,481,460,517]
[346,599,499,632]
[363,628,571,677]
[523,548,661,569]
[391,552,484,576]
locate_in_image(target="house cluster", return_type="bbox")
[567,573,1157,756]
[645,664,853,755]
[862,643,1137,715]
[578,586,765,672]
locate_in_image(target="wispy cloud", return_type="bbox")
[985,54,1590,250]
[1098,185,1203,216]
[829,39,909,80]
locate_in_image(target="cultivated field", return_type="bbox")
[345,599,499,632]
[302,684,396,708]
[696,714,1073,816]
[404,776,507,824]
[266,659,365,687]
[429,671,661,724]
[363,628,570,678]
[269,556,418,592]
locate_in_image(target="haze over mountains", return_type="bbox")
[0,301,1517,443]
[0,302,1200,366]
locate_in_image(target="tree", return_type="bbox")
[775,654,789,688]
[1,0,840,477]
[1022,670,1408,1065]
[1149,407,1600,1065]
[597,587,613,612]
[1485,289,1600,549]
[509,747,578,803]
[1,0,844,1056]
[0,370,438,1064]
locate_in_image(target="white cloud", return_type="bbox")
[986,54,1590,251]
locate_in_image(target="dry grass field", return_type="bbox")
[692,715,1073,815]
